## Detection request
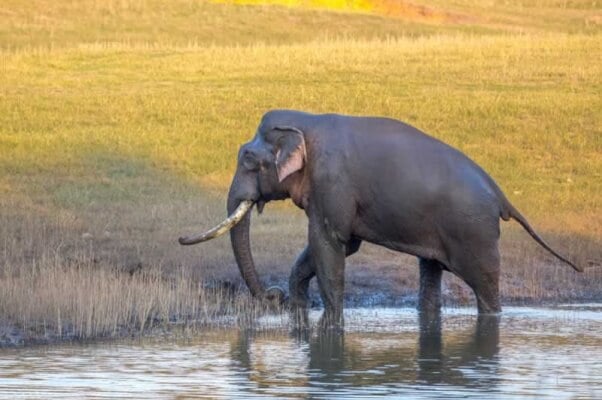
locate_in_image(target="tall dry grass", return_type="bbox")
[0,195,288,345]
[0,247,283,344]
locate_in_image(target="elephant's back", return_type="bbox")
[342,116,505,224]
[261,110,508,219]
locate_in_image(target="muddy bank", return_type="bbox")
[2,188,599,349]
[2,279,600,349]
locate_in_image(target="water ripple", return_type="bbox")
[0,306,600,399]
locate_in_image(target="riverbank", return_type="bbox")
[1,204,599,348]
[1,166,599,348]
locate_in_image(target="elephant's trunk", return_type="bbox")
[228,191,286,303]
[228,196,265,298]
[178,175,285,302]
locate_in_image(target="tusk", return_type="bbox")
[178,200,254,245]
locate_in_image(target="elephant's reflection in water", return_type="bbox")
[416,313,500,388]
[230,328,311,390]
[228,313,501,394]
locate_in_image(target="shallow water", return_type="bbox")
[0,306,601,399]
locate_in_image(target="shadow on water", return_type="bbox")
[229,312,501,395]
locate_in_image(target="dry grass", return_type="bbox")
[0,0,600,345]
[0,172,299,345]
[0,202,288,345]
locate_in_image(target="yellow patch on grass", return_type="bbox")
[219,0,467,23]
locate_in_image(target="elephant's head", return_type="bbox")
[179,122,307,303]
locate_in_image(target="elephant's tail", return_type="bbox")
[503,203,583,272]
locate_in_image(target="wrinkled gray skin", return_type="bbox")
[225,110,580,326]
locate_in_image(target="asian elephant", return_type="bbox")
[179,110,581,325]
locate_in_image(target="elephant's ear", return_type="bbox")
[273,126,306,183]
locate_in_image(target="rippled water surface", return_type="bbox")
[1,306,601,399]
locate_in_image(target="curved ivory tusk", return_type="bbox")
[178,200,254,245]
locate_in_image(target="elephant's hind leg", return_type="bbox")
[418,258,444,316]
[453,248,501,314]
[472,269,501,314]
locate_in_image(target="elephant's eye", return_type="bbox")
[242,152,259,171]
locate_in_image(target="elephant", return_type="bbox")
[179,109,581,325]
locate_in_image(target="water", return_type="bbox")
[0,306,600,399]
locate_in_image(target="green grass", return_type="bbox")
[2,34,600,232]
[0,0,600,344]
[0,0,470,50]
[1,0,599,51]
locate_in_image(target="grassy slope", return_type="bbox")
[1,0,599,50]
[0,0,600,342]
[0,0,483,50]
[2,35,600,232]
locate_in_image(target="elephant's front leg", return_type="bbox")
[289,239,361,309]
[309,217,346,328]
[289,246,315,309]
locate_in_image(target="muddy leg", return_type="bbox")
[418,258,443,317]
[471,268,501,314]
[457,249,501,314]
[289,238,360,328]
[289,246,315,310]
[309,221,346,329]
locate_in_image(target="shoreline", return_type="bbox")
[3,291,600,349]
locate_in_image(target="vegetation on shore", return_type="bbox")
[0,0,600,345]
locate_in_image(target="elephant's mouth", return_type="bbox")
[178,200,254,245]
[256,199,266,214]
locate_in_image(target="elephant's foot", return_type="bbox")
[318,310,344,332]
[418,307,442,334]
[471,268,501,315]
[476,297,501,315]
[418,296,442,316]
[290,306,310,330]
[288,290,310,309]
